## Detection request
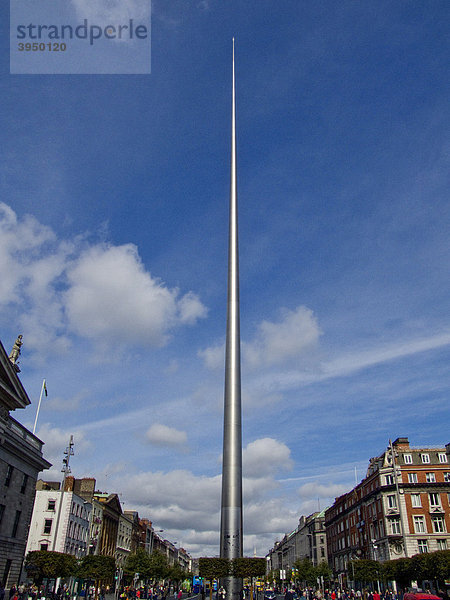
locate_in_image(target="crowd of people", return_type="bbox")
[274,588,447,600]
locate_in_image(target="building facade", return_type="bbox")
[26,488,91,557]
[116,513,133,566]
[266,510,328,576]
[0,338,51,589]
[325,437,450,583]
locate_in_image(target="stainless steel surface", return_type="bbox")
[220,38,243,600]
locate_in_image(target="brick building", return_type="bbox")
[325,437,450,584]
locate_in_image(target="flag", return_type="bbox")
[43,380,48,397]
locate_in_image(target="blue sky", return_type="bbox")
[1,0,450,557]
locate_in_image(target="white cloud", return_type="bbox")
[199,306,320,371]
[71,0,150,23]
[256,331,450,394]
[65,243,184,346]
[146,424,188,447]
[198,342,224,370]
[244,306,321,369]
[108,463,301,556]
[0,203,207,357]
[243,438,293,479]
[35,423,92,479]
[297,481,349,501]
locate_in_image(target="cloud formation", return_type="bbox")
[65,244,206,346]
[199,305,321,371]
[146,424,188,447]
[243,438,293,478]
[0,203,207,356]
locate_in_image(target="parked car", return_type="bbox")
[403,592,441,600]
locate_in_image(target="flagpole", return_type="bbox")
[32,379,46,435]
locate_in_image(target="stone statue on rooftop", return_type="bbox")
[9,334,23,365]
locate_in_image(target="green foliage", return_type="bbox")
[25,551,77,584]
[381,557,414,587]
[315,561,332,581]
[198,557,230,579]
[232,558,266,578]
[77,555,116,582]
[293,558,316,586]
[348,559,380,584]
[428,550,450,581]
[148,550,170,581]
[169,562,188,583]
[124,548,152,579]
[357,551,450,588]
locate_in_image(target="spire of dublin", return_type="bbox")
[219,39,243,600]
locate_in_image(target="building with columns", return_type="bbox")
[0,338,51,589]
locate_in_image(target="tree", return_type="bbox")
[77,554,116,595]
[25,551,77,585]
[148,550,170,582]
[428,550,450,585]
[232,559,266,600]
[231,558,266,579]
[315,561,332,584]
[168,563,188,590]
[348,559,380,585]
[293,558,316,587]
[199,558,230,600]
[124,548,152,580]
[385,557,415,589]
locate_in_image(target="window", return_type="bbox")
[40,543,48,551]
[414,515,426,533]
[3,559,12,587]
[47,499,56,511]
[444,473,450,482]
[421,454,430,463]
[426,472,436,483]
[418,539,428,553]
[11,510,21,538]
[404,454,413,464]
[438,453,448,463]
[429,493,441,508]
[0,504,5,524]
[43,519,53,535]
[5,465,14,487]
[391,518,401,534]
[408,472,418,483]
[385,474,394,485]
[437,539,447,550]
[432,517,446,533]
[411,494,422,507]
[387,494,397,509]
[20,473,28,494]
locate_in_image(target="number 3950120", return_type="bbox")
[18,42,67,51]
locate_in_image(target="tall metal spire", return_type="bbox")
[220,38,243,600]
